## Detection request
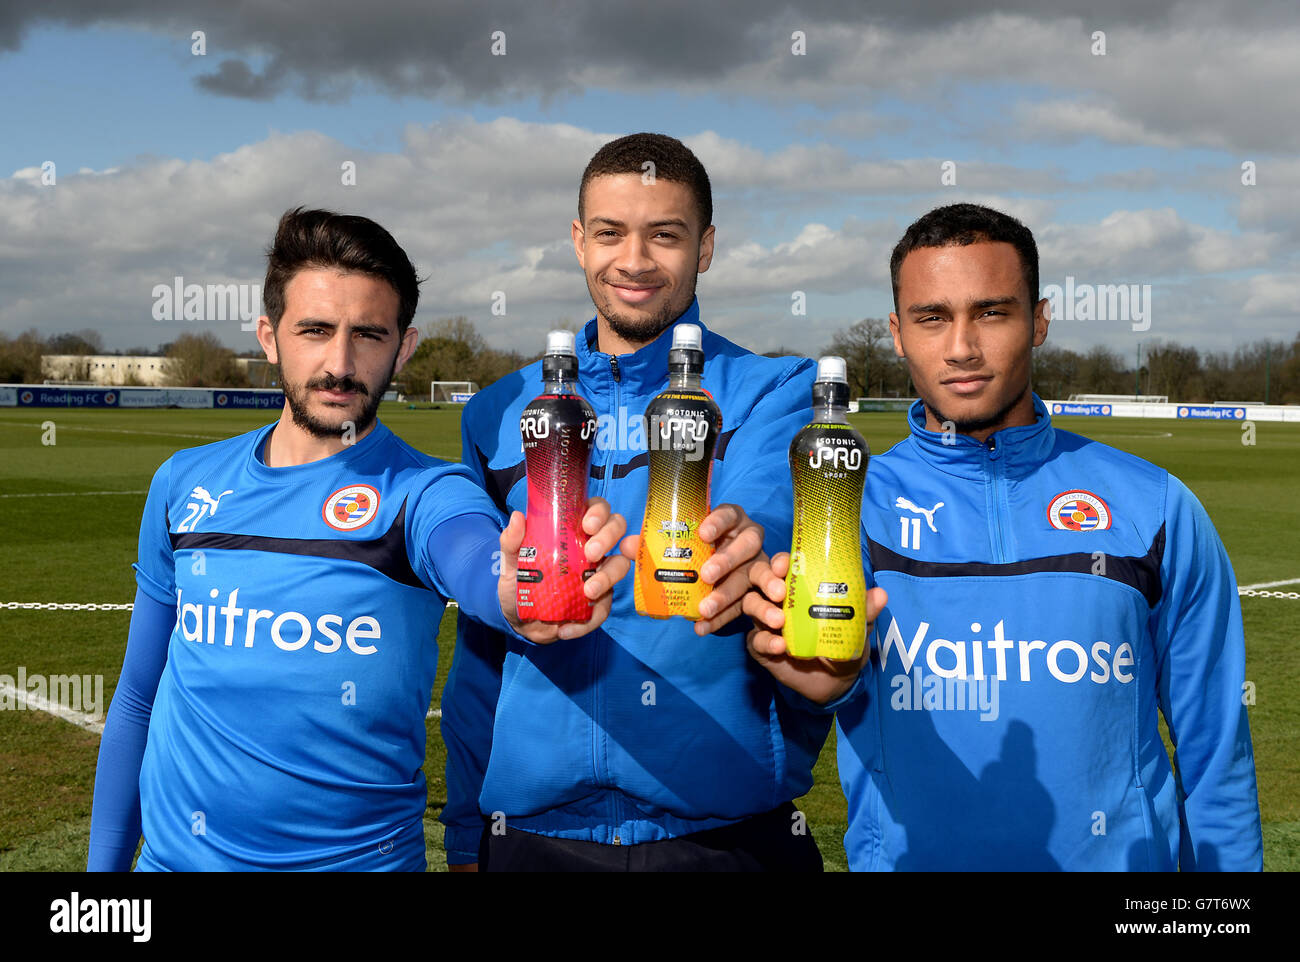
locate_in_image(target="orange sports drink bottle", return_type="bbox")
[516,330,599,623]
[782,356,870,659]
[634,324,722,620]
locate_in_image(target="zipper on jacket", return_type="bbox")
[985,437,1008,563]
[591,634,604,785]
[599,355,621,502]
[588,354,620,802]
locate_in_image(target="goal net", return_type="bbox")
[430,381,479,402]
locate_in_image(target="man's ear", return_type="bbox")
[571,218,586,270]
[256,315,278,364]
[889,312,905,358]
[1032,297,1050,348]
[697,224,716,274]
[392,326,419,375]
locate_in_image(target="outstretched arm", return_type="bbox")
[743,551,887,707]
[87,588,174,871]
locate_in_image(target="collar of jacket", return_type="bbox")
[905,392,1055,480]
[577,296,705,393]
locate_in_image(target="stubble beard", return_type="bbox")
[589,274,697,347]
[923,381,1030,436]
[279,355,396,440]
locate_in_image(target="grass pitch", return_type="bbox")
[0,405,1295,871]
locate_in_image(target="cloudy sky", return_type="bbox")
[2,0,1297,359]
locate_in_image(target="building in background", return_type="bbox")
[42,354,274,387]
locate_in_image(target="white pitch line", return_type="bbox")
[0,419,223,441]
[1239,577,1300,591]
[0,490,146,499]
[6,677,439,729]
[1099,432,1175,440]
[5,679,439,730]
[6,597,464,728]
[0,682,104,735]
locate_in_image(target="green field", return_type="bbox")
[0,405,1296,871]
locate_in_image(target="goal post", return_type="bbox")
[430,381,479,403]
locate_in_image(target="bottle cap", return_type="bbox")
[542,329,579,384]
[668,323,705,377]
[546,330,577,356]
[671,324,703,352]
[817,355,848,384]
[812,355,850,408]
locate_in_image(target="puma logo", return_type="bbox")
[191,486,234,516]
[895,496,944,533]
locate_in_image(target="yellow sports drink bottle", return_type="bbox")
[783,356,870,659]
[634,324,722,620]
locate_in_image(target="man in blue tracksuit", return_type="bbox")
[88,209,629,871]
[745,203,1262,870]
[440,133,829,870]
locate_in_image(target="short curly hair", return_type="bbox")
[890,204,1039,313]
[578,133,712,236]
[263,207,421,333]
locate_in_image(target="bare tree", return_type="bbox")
[1078,345,1128,395]
[46,329,104,356]
[398,315,533,395]
[826,318,893,397]
[0,329,48,383]
[162,332,249,387]
[1032,344,1081,399]
[1145,340,1201,400]
[1276,334,1300,403]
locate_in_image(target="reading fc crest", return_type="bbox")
[1047,490,1111,531]
[323,484,380,531]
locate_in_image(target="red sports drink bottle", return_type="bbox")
[516,330,599,622]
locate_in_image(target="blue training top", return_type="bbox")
[89,419,510,871]
[833,396,1262,870]
[440,299,833,859]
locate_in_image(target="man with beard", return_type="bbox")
[742,203,1262,870]
[440,133,831,871]
[88,208,629,871]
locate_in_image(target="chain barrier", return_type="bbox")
[1,601,462,610]
[1,592,1292,611]
[0,602,135,611]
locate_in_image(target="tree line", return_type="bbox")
[815,318,1300,404]
[4,319,1297,403]
[0,329,252,387]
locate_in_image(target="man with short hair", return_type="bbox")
[88,208,628,871]
[441,133,830,871]
[744,203,1262,870]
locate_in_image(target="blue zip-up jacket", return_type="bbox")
[835,395,1262,870]
[439,299,829,860]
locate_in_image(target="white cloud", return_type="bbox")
[1013,102,1182,150]
[1241,274,1300,318]
[1038,208,1277,279]
[0,119,1292,358]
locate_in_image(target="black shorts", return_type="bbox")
[478,802,823,872]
